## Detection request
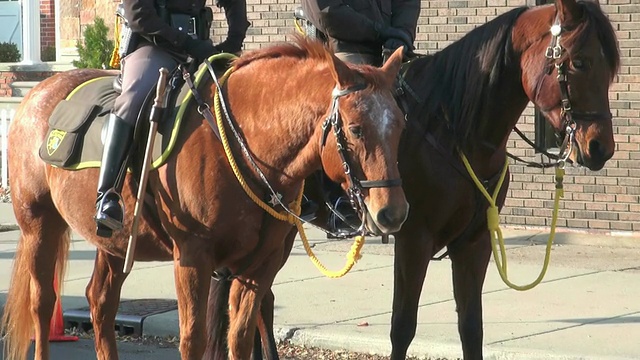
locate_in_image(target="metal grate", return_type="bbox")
[64,298,177,336]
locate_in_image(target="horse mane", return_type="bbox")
[233,35,330,70]
[408,7,527,148]
[408,0,619,149]
[232,35,389,92]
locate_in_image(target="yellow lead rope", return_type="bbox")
[460,153,564,291]
[212,68,364,278]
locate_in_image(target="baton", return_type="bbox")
[123,67,170,273]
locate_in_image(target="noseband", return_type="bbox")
[544,14,612,164]
[320,84,403,227]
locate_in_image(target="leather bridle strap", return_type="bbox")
[359,178,403,188]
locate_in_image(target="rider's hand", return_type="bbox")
[384,37,413,56]
[214,39,243,55]
[184,37,219,61]
[374,23,413,49]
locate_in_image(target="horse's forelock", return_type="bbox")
[561,1,620,82]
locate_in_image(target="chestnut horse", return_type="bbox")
[0,38,409,360]
[214,0,621,359]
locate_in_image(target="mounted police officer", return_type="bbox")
[94,0,250,237]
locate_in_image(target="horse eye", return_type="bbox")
[349,125,363,139]
[572,58,586,70]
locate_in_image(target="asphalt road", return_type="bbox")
[0,339,179,360]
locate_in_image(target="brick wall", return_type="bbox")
[40,0,56,52]
[0,71,55,96]
[54,0,640,233]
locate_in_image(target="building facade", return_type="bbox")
[4,0,640,234]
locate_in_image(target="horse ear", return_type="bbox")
[556,0,582,26]
[327,53,354,89]
[381,47,403,87]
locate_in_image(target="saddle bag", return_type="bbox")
[39,100,103,167]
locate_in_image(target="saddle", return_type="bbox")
[38,55,234,171]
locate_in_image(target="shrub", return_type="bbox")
[0,42,21,63]
[73,17,114,69]
[42,46,56,62]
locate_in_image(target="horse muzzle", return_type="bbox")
[365,201,409,235]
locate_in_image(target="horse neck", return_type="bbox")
[224,65,332,187]
[407,8,534,177]
[471,5,558,173]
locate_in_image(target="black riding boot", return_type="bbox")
[94,114,134,237]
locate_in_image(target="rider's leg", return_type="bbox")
[215,0,250,54]
[94,44,178,236]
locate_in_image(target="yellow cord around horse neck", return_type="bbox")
[212,68,364,278]
[461,153,563,291]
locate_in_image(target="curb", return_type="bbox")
[284,328,638,360]
[0,223,19,232]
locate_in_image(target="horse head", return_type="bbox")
[319,47,409,235]
[519,0,620,170]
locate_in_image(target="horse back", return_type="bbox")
[9,69,117,151]
[7,69,115,220]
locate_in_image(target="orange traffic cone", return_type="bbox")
[48,273,78,342]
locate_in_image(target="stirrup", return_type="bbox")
[94,189,125,235]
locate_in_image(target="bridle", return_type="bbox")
[320,84,403,233]
[542,13,612,165]
[512,11,612,168]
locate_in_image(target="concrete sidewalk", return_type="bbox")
[1,202,640,360]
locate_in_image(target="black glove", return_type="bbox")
[184,37,219,60]
[374,23,413,48]
[384,37,413,56]
[214,39,243,55]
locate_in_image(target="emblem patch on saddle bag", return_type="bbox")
[39,99,102,167]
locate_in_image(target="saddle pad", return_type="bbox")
[39,55,231,171]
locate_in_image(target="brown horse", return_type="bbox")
[216,0,621,359]
[0,37,409,360]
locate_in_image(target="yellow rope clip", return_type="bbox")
[461,153,564,291]
[213,67,364,278]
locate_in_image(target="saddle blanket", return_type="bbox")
[38,55,233,170]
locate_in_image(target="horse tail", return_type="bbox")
[1,229,71,360]
[203,268,232,360]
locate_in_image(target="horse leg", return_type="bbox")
[227,239,284,359]
[449,232,492,360]
[253,227,296,360]
[390,223,433,360]
[254,289,279,360]
[173,239,212,360]
[203,271,278,360]
[85,249,129,360]
[1,203,71,360]
[204,269,233,360]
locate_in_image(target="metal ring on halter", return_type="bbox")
[198,102,210,115]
